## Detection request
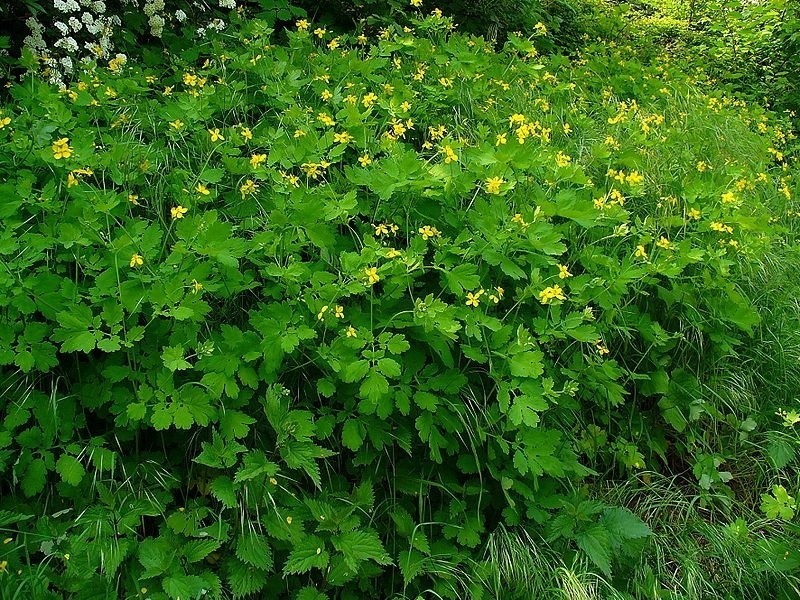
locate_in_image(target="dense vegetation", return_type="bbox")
[0,1,798,599]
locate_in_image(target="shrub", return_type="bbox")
[0,9,798,599]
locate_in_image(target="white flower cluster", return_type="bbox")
[22,0,241,85]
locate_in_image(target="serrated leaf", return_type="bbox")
[163,574,206,600]
[210,475,237,508]
[601,507,651,541]
[183,539,222,563]
[236,532,274,571]
[227,557,268,598]
[283,536,329,575]
[332,529,393,572]
[576,525,612,576]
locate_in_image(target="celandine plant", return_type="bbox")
[0,5,798,599]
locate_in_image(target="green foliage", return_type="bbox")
[0,6,798,600]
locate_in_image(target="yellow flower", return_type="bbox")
[314,27,327,38]
[346,326,357,338]
[317,305,329,320]
[169,119,184,130]
[595,340,610,355]
[240,126,253,141]
[362,92,378,108]
[400,101,411,112]
[196,183,210,196]
[357,34,368,45]
[327,37,340,50]
[373,223,389,236]
[418,225,441,240]
[334,305,344,318]
[286,516,293,524]
[321,89,333,101]
[656,236,672,250]
[52,137,73,160]
[538,285,566,304]
[486,176,505,195]
[317,112,335,127]
[191,279,203,294]
[345,94,357,105]
[130,253,144,268]
[240,179,258,198]
[496,133,507,146]
[721,191,737,204]
[358,154,372,167]
[208,128,224,142]
[296,19,309,31]
[555,151,572,168]
[67,173,79,187]
[465,290,483,307]
[439,77,453,88]
[410,0,422,6]
[0,115,10,128]
[365,267,380,285]
[171,205,188,219]
[626,170,644,185]
[333,131,354,144]
[250,153,267,169]
[688,208,701,220]
[558,264,572,279]
[128,194,139,205]
[634,245,648,259]
[386,248,401,258]
[442,145,458,164]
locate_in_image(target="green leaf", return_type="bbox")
[360,370,389,402]
[162,345,191,371]
[210,475,238,508]
[55,454,85,486]
[296,587,328,600]
[283,536,330,575]
[508,350,544,378]
[601,507,651,541]
[236,532,274,571]
[183,539,222,563]
[576,524,612,576]
[332,529,393,572]
[220,410,256,439]
[21,458,47,497]
[227,557,267,598]
[341,419,365,452]
[163,574,206,600]
[52,305,97,353]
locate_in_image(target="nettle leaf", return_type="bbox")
[296,587,328,600]
[600,507,651,542]
[283,536,330,575]
[332,530,393,571]
[576,524,612,576]
[209,475,238,508]
[236,532,274,571]
[235,451,279,483]
[227,557,268,598]
[183,539,222,563]
[163,574,207,600]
